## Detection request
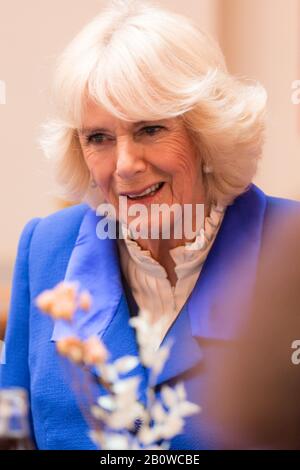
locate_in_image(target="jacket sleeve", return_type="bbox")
[0,217,41,390]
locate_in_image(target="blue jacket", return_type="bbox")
[0,185,298,449]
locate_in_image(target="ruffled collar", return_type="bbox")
[117,204,225,280]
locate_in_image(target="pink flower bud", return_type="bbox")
[35,290,55,314]
[57,337,84,364]
[83,336,108,366]
[79,291,92,312]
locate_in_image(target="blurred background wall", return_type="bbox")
[0,0,300,335]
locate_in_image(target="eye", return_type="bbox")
[139,125,164,136]
[86,133,113,145]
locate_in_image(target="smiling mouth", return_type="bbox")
[122,182,165,200]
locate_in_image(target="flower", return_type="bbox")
[79,290,92,311]
[56,335,108,367]
[36,281,91,321]
[57,337,84,364]
[83,336,108,366]
[129,310,172,373]
[35,290,55,314]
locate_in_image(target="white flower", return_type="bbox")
[112,376,140,396]
[89,430,105,448]
[103,433,131,450]
[130,309,173,376]
[160,414,185,439]
[177,401,202,417]
[97,363,118,384]
[147,443,170,450]
[113,355,139,374]
[107,402,145,430]
[98,395,116,412]
[138,425,159,446]
[161,385,178,408]
[152,401,167,424]
[174,382,187,401]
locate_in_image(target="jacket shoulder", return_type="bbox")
[35,202,89,230]
[31,203,90,245]
[25,203,90,284]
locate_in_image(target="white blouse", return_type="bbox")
[117,204,225,348]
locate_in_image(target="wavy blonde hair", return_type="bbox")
[39,0,267,208]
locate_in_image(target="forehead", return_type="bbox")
[79,96,178,134]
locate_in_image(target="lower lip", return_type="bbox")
[125,183,165,204]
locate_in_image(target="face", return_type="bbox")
[78,98,205,236]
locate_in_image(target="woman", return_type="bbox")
[1,0,298,449]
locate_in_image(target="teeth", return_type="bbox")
[127,182,162,199]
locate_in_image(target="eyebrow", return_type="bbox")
[78,121,152,135]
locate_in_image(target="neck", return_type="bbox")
[130,201,211,287]
[135,239,179,288]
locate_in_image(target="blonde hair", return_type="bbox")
[39,0,267,208]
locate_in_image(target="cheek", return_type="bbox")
[82,150,117,198]
[158,135,200,180]
[82,149,101,171]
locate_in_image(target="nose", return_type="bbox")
[115,137,147,179]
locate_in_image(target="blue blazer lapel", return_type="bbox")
[51,209,124,341]
[155,185,267,384]
[187,184,267,340]
[50,208,149,401]
[155,305,203,386]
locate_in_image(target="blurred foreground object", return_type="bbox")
[36,283,200,450]
[204,208,300,449]
[0,388,35,450]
